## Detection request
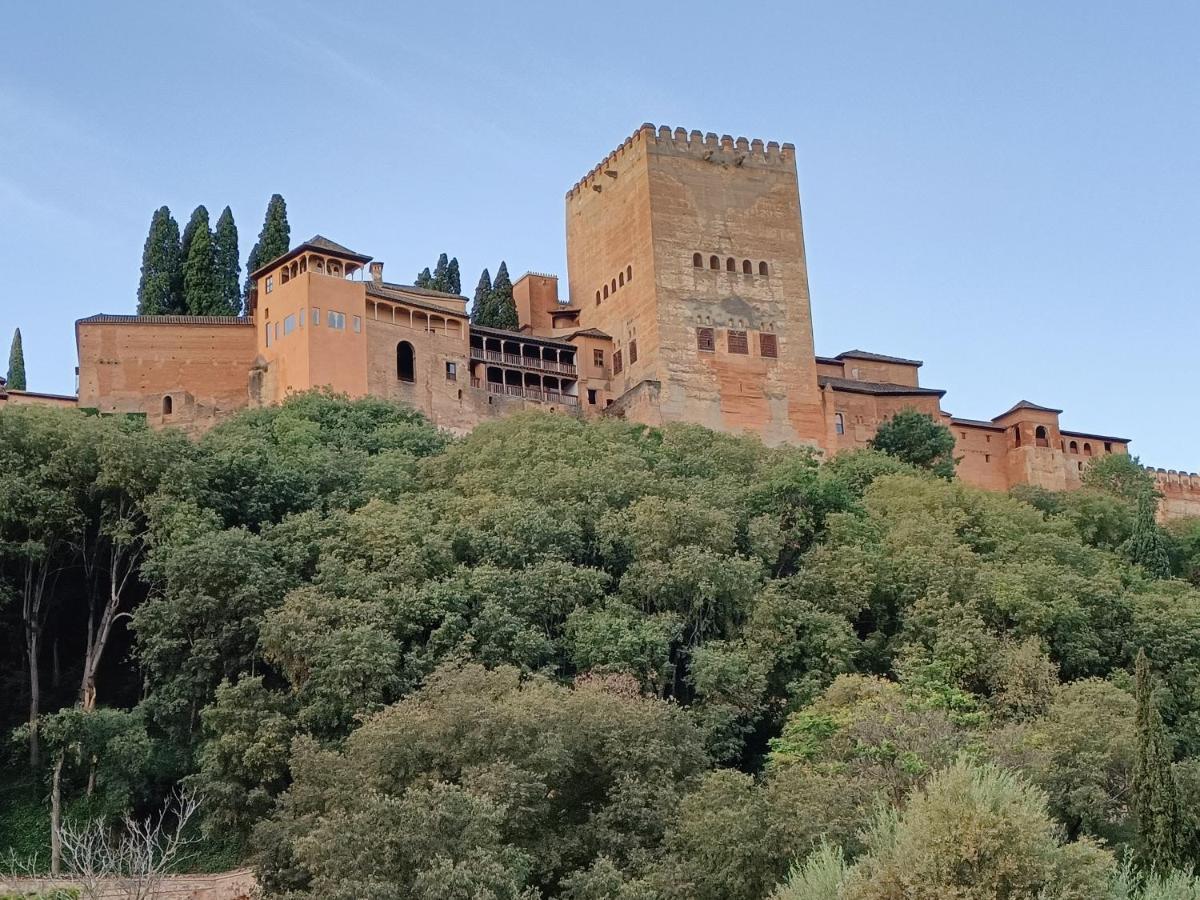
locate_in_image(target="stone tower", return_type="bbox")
[566,123,825,445]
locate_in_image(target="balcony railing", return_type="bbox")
[470,347,577,376]
[482,380,579,406]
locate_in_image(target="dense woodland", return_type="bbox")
[3,397,1200,898]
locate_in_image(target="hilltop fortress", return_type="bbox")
[3,123,1197,517]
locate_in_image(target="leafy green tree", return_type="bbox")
[1083,453,1157,501]
[1133,649,1184,871]
[136,206,183,314]
[868,409,957,479]
[6,327,26,390]
[182,206,223,315]
[212,206,241,315]
[1128,492,1172,579]
[471,267,492,323]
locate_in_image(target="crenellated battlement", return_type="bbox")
[566,122,796,199]
[1150,467,1200,494]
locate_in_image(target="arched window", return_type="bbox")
[742,259,752,274]
[1083,442,1093,456]
[834,412,845,436]
[595,290,601,306]
[618,271,624,287]
[162,395,173,415]
[710,255,720,270]
[611,278,617,293]
[397,341,415,382]
[603,284,609,299]
[1035,425,1049,447]
[1069,440,1078,453]
[692,253,703,268]
[626,265,632,281]
[726,257,735,272]
[1014,426,1022,447]
[758,261,769,276]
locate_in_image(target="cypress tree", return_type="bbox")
[1128,491,1171,578]
[180,205,204,266]
[7,328,26,391]
[182,207,221,315]
[489,261,518,330]
[415,267,433,289]
[243,243,261,306]
[213,206,241,315]
[471,268,492,324]
[137,207,183,314]
[1133,648,1183,871]
[244,194,290,303]
[432,253,449,291]
[446,257,461,295]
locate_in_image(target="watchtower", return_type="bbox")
[565,123,825,444]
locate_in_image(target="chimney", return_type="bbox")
[369,261,384,284]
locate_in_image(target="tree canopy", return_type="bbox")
[869,409,957,478]
[1,401,1199,896]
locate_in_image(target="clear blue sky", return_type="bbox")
[2,2,1196,467]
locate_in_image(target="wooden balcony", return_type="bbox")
[482,380,579,406]
[470,347,577,377]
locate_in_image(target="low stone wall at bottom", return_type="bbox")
[0,868,257,899]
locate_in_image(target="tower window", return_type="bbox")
[445,361,457,381]
[312,307,320,325]
[727,329,748,354]
[265,276,274,294]
[1104,441,1112,453]
[1035,425,1049,447]
[603,284,609,299]
[596,290,601,305]
[834,413,844,435]
[626,265,632,282]
[397,341,415,382]
[758,261,769,276]
[618,272,624,287]
[1069,440,1078,453]
[629,340,638,364]
[692,253,703,267]
[696,327,715,352]
[162,395,173,415]
[726,257,735,272]
[1083,442,1093,456]
[611,278,617,293]
[593,348,604,368]
[588,388,597,405]
[613,349,623,374]
[759,332,778,358]
[742,259,752,274]
[709,255,720,270]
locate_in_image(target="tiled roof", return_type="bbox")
[1060,429,1131,443]
[819,376,945,397]
[950,416,1005,431]
[836,349,923,367]
[471,324,577,348]
[76,314,252,326]
[372,280,467,302]
[563,327,612,340]
[993,400,1063,420]
[251,235,372,276]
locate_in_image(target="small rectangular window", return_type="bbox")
[283,314,296,336]
[312,307,320,326]
[353,316,361,333]
[727,329,748,354]
[613,349,623,374]
[985,454,991,463]
[265,276,274,294]
[696,327,715,352]
[445,361,457,381]
[300,308,305,327]
[629,339,638,364]
[759,332,778,358]
[588,388,597,405]
[274,322,279,342]
[265,323,272,347]
[327,310,345,330]
[593,349,604,368]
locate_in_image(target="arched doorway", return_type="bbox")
[397,341,415,382]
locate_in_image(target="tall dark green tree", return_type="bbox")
[415,267,433,288]
[432,253,449,290]
[137,206,184,314]
[1128,492,1171,579]
[243,194,290,303]
[213,206,241,316]
[869,409,958,479]
[446,257,461,295]
[471,268,492,324]
[1133,648,1183,871]
[6,328,26,390]
[182,207,221,315]
[488,261,518,330]
[180,205,205,266]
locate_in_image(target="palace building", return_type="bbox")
[5,122,1197,517]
